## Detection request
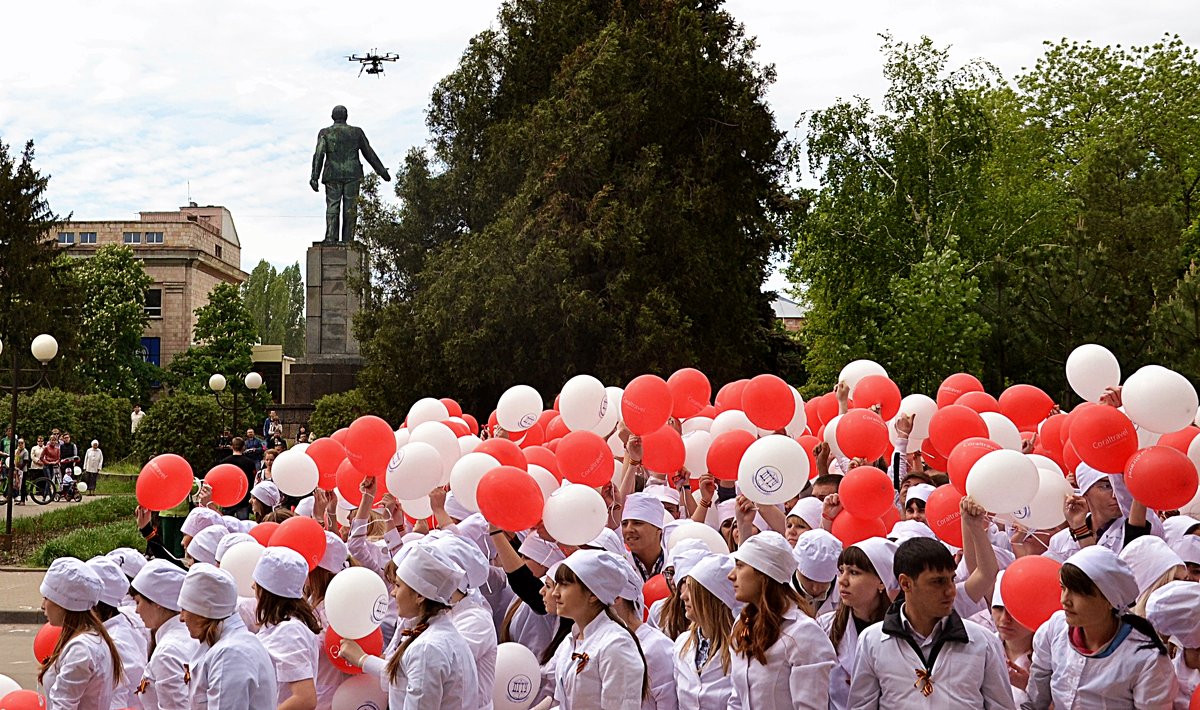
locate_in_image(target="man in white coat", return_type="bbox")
[849,537,1015,709]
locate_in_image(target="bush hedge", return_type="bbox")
[0,387,132,459]
[132,393,224,472]
[310,388,369,437]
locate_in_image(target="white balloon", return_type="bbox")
[409,421,460,483]
[839,359,888,396]
[385,442,443,500]
[1066,344,1121,403]
[887,416,925,453]
[966,449,1039,514]
[898,394,938,441]
[737,435,809,505]
[560,375,607,432]
[667,520,729,554]
[332,670,388,710]
[458,434,483,457]
[823,414,845,459]
[1027,454,1064,478]
[681,416,713,435]
[494,642,541,710]
[400,496,433,519]
[497,385,543,432]
[1137,426,1162,449]
[393,427,410,449]
[0,673,20,698]
[783,387,808,437]
[589,388,621,438]
[334,489,354,527]
[683,430,712,475]
[448,452,501,512]
[290,443,309,455]
[710,410,757,439]
[326,567,390,638]
[981,412,1022,451]
[77,481,88,492]
[528,464,560,501]
[607,432,626,458]
[407,397,450,429]
[1123,365,1199,434]
[272,449,319,497]
[542,483,607,545]
[220,541,264,598]
[1007,466,1074,530]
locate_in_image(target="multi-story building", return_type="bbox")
[55,204,247,369]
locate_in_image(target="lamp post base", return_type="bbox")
[0,533,12,552]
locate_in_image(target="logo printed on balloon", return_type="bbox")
[598,397,607,417]
[507,675,533,701]
[752,466,783,494]
[1012,506,1032,521]
[371,596,388,623]
[1092,431,1129,449]
[356,702,382,710]
[519,413,537,429]
[388,449,404,469]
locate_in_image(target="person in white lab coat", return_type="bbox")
[428,532,499,710]
[307,531,350,710]
[1024,546,1176,709]
[180,563,278,708]
[849,537,1014,709]
[1146,580,1200,709]
[792,529,842,618]
[549,549,648,710]
[613,559,677,710]
[727,531,836,709]
[38,558,123,710]
[86,556,148,709]
[129,559,201,710]
[253,547,321,709]
[338,544,480,710]
[818,537,897,710]
[674,554,738,710]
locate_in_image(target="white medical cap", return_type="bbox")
[730,531,798,585]
[787,498,823,532]
[562,549,631,606]
[179,563,238,619]
[41,558,102,612]
[1147,581,1200,649]
[1119,535,1184,595]
[187,525,227,566]
[687,554,741,613]
[86,556,129,608]
[181,507,224,537]
[622,493,666,529]
[397,544,463,605]
[1066,546,1140,611]
[253,547,308,599]
[794,529,842,584]
[852,537,899,594]
[132,559,186,612]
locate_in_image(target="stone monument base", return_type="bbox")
[287,243,366,405]
[287,356,363,405]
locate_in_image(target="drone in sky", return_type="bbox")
[347,49,399,77]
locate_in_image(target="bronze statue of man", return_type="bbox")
[310,105,390,244]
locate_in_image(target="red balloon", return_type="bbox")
[545,416,570,441]
[555,431,614,486]
[1159,426,1200,455]
[741,374,796,431]
[830,512,886,547]
[928,405,988,457]
[1001,556,1063,631]
[477,466,544,531]
[249,521,279,546]
[815,393,840,427]
[343,416,396,478]
[839,466,893,519]
[920,438,949,472]
[804,399,822,430]
[1061,403,1098,448]
[33,622,61,663]
[442,419,470,437]
[136,454,194,512]
[523,446,561,480]
[714,379,749,413]
[0,690,45,709]
[205,464,248,508]
[836,409,889,461]
[462,413,480,436]
[937,373,984,408]
[852,375,901,420]
[323,627,383,675]
[535,409,558,431]
[622,375,673,436]
[476,438,528,471]
[269,516,327,571]
[516,422,545,449]
[706,430,756,482]
[999,384,1055,430]
[642,574,669,621]
[668,368,711,419]
[305,437,347,489]
[1069,405,1138,473]
[642,426,685,474]
[1063,440,1082,476]
[947,438,1001,495]
[1038,415,1067,460]
[331,427,350,445]
[955,391,1000,415]
[925,485,964,548]
[545,439,560,453]
[440,398,463,418]
[881,504,901,533]
[1125,446,1199,510]
[796,435,820,480]
[335,458,373,507]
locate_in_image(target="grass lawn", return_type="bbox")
[0,494,139,567]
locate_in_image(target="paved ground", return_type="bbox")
[0,496,102,520]
[0,624,40,690]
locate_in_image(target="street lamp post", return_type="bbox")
[2,334,59,550]
[209,371,263,434]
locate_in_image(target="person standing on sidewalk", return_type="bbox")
[82,440,104,493]
[23,435,45,504]
[42,433,61,488]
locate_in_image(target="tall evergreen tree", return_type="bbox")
[241,259,305,357]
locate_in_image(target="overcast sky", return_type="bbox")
[2,1,1195,294]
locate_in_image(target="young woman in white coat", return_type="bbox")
[338,544,480,710]
[727,531,837,710]
[674,554,738,710]
[179,563,279,708]
[129,559,201,710]
[252,547,321,709]
[86,556,148,709]
[816,537,896,710]
[306,531,349,710]
[38,558,123,710]
[1025,546,1176,709]
[1145,580,1200,708]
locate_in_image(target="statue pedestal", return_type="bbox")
[288,243,365,405]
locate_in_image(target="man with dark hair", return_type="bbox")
[218,437,257,520]
[848,537,1015,708]
[810,473,843,501]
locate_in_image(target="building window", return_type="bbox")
[79,232,97,244]
[144,288,162,318]
[123,231,141,244]
[145,231,164,244]
[57,232,74,244]
[139,337,161,366]
[215,244,223,258]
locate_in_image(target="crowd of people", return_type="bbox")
[25,367,1200,710]
[2,426,104,503]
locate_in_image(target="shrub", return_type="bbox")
[310,389,369,437]
[132,393,224,472]
[0,387,132,459]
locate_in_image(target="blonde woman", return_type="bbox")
[673,554,738,709]
[38,558,123,709]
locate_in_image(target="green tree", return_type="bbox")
[131,393,224,470]
[1150,262,1200,382]
[310,389,368,438]
[70,245,156,400]
[357,0,801,418]
[241,260,305,357]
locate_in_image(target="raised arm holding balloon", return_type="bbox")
[959,495,1000,607]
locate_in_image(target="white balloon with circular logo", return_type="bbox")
[1005,466,1072,530]
[590,387,621,437]
[332,673,388,710]
[542,483,607,546]
[385,442,443,500]
[497,385,543,432]
[737,435,809,505]
[326,567,389,639]
[560,374,607,432]
[272,449,319,497]
[494,642,541,710]
[409,421,460,483]
[221,541,264,598]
